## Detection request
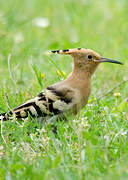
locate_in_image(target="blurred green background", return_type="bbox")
[0,0,128,179]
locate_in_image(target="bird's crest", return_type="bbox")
[50,48,85,55]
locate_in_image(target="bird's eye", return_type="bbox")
[88,55,93,59]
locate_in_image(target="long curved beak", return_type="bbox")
[100,57,123,65]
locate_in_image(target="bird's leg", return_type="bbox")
[50,114,67,134]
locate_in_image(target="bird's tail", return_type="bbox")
[0,111,13,121]
[0,98,48,121]
[0,88,62,121]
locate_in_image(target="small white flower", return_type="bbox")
[33,17,50,28]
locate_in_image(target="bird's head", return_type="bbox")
[51,48,123,76]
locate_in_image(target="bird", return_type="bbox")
[0,48,123,121]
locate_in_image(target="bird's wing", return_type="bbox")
[0,85,75,120]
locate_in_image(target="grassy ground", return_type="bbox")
[0,0,128,179]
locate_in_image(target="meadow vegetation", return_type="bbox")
[0,0,128,179]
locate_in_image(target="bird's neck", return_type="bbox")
[73,56,98,77]
[65,69,91,108]
[65,67,91,91]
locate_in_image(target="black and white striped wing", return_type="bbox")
[0,86,74,120]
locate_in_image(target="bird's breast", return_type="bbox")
[73,82,91,114]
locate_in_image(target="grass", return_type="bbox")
[0,0,128,179]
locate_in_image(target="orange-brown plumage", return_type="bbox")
[0,48,123,121]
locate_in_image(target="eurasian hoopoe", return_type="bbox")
[0,48,123,121]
